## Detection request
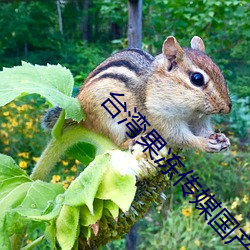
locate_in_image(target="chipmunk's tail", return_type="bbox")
[41,106,62,130]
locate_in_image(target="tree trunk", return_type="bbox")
[82,0,89,41]
[56,0,63,36]
[128,0,142,49]
[125,223,137,250]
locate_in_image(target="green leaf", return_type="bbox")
[56,205,80,250]
[103,200,119,219]
[45,220,56,249]
[0,62,85,122]
[79,199,103,226]
[65,142,96,165]
[0,154,30,181]
[20,181,64,213]
[96,167,136,212]
[0,176,32,201]
[21,235,45,250]
[64,153,111,213]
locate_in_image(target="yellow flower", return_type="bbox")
[51,175,61,183]
[231,198,240,209]
[179,247,186,250]
[62,160,69,166]
[3,138,9,145]
[194,238,201,247]
[75,159,81,165]
[66,176,75,182]
[11,119,18,127]
[63,182,69,189]
[19,161,28,169]
[232,150,237,156]
[26,121,33,129]
[243,221,250,234]
[182,207,192,217]
[3,111,9,116]
[243,195,249,204]
[235,214,243,222]
[197,194,209,205]
[18,152,30,159]
[9,102,16,108]
[32,157,39,163]
[70,165,77,172]
[221,162,228,167]
[0,130,8,138]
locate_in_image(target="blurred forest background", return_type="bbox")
[0,0,249,249]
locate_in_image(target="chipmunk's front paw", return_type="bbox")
[206,133,230,152]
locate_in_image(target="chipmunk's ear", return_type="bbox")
[191,36,205,52]
[162,36,184,63]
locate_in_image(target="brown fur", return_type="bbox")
[77,36,232,152]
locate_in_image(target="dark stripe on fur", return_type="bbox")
[125,48,154,62]
[91,60,140,79]
[96,73,130,85]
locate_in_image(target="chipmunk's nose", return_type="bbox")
[219,101,232,114]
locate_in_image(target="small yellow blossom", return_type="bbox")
[9,103,16,108]
[26,121,33,129]
[75,159,81,165]
[231,197,240,209]
[62,160,69,166]
[18,152,30,159]
[70,165,77,172]
[0,130,8,138]
[4,147,10,152]
[194,238,201,247]
[243,221,250,234]
[243,195,249,204]
[235,214,243,222]
[19,161,28,169]
[63,182,69,189]
[197,194,209,205]
[32,157,39,162]
[3,111,9,116]
[66,176,75,182]
[179,247,186,250]
[3,139,9,145]
[195,150,200,155]
[11,120,18,127]
[51,175,61,183]
[182,207,192,217]
[221,162,228,167]
[232,150,237,156]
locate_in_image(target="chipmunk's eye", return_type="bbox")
[190,72,204,87]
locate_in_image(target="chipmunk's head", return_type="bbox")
[150,36,232,117]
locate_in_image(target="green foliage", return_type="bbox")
[0,62,84,122]
[0,1,249,249]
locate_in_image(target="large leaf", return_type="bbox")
[0,154,65,248]
[0,62,85,121]
[0,154,30,181]
[56,205,80,250]
[96,166,136,212]
[65,142,96,165]
[63,153,110,213]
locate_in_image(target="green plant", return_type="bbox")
[0,62,183,249]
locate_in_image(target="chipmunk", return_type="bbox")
[43,36,232,153]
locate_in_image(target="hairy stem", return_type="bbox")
[30,126,118,181]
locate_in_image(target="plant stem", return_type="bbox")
[30,126,118,181]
